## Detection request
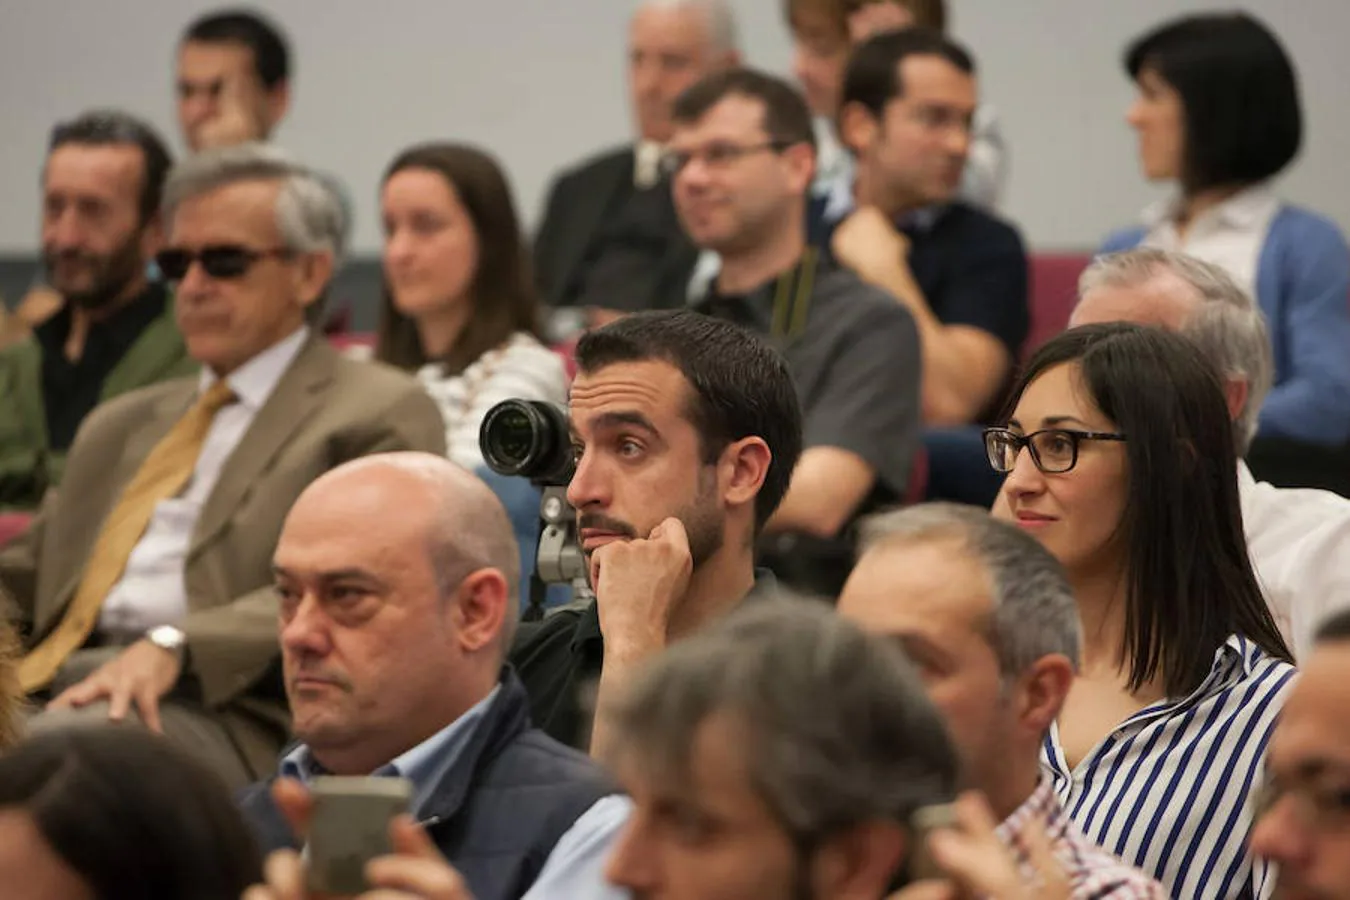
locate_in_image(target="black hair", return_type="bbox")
[1002,323,1292,696]
[48,110,174,225]
[0,727,263,899]
[840,26,975,120]
[672,67,817,154]
[1315,609,1350,645]
[183,7,290,89]
[1125,12,1301,193]
[575,310,804,530]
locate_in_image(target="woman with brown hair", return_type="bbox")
[374,142,567,471]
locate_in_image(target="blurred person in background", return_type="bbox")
[0,112,192,511]
[534,0,739,330]
[372,143,567,474]
[176,8,291,152]
[1103,11,1350,496]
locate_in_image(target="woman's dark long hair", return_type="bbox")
[0,727,263,899]
[1003,323,1291,697]
[374,142,542,375]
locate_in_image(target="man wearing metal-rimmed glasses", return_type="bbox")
[1250,608,1350,897]
[674,67,923,596]
[6,143,445,788]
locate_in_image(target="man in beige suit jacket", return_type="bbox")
[0,144,445,787]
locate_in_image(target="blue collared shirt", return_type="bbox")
[278,685,631,899]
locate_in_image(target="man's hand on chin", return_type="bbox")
[591,517,694,660]
[46,639,182,733]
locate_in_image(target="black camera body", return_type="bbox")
[479,399,588,619]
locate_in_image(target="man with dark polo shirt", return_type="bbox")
[831,28,1028,506]
[0,111,193,510]
[509,310,803,753]
[669,68,921,593]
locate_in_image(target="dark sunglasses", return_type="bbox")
[155,244,291,281]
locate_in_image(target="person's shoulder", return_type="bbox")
[938,202,1025,246]
[512,603,590,660]
[329,344,435,401]
[550,145,632,189]
[83,374,196,429]
[1100,225,1148,255]
[1271,203,1350,253]
[814,266,919,334]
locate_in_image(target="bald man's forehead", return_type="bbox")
[1072,277,1198,332]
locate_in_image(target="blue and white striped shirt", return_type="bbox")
[1042,635,1297,900]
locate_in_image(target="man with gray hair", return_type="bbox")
[602,596,959,899]
[1072,247,1350,658]
[837,502,1166,898]
[534,0,740,325]
[3,143,446,787]
[240,453,626,900]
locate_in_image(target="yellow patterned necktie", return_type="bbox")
[19,380,238,692]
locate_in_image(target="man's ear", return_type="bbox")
[139,212,166,261]
[719,436,772,512]
[294,251,335,309]
[1015,654,1074,735]
[264,80,291,135]
[838,101,878,156]
[810,819,908,900]
[450,567,510,654]
[1223,377,1250,426]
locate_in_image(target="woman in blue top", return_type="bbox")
[1103,12,1350,463]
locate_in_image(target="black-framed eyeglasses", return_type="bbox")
[661,141,792,177]
[983,427,1127,475]
[155,244,292,281]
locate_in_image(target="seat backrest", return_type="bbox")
[1026,254,1092,359]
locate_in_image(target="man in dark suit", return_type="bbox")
[3,143,446,788]
[534,0,739,329]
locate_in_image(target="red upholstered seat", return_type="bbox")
[1026,253,1093,359]
[0,512,32,548]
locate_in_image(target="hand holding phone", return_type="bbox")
[306,776,414,895]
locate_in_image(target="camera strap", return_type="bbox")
[769,246,818,342]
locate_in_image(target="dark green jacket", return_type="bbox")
[0,295,196,509]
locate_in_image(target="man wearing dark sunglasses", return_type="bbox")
[7,143,447,790]
[0,111,196,511]
[674,67,922,596]
[1250,609,1350,898]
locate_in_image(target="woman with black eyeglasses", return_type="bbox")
[987,322,1294,900]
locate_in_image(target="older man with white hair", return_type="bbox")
[534,0,740,324]
[6,143,446,787]
[1071,247,1350,658]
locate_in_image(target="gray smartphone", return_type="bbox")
[909,802,960,883]
[306,776,414,895]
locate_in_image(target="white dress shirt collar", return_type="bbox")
[198,326,311,411]
[1142,182,1279,230]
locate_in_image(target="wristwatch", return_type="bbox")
[146,624,187,666]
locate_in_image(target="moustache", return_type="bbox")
[578,513,639,540]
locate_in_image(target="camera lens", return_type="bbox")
[479,399,575,484]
